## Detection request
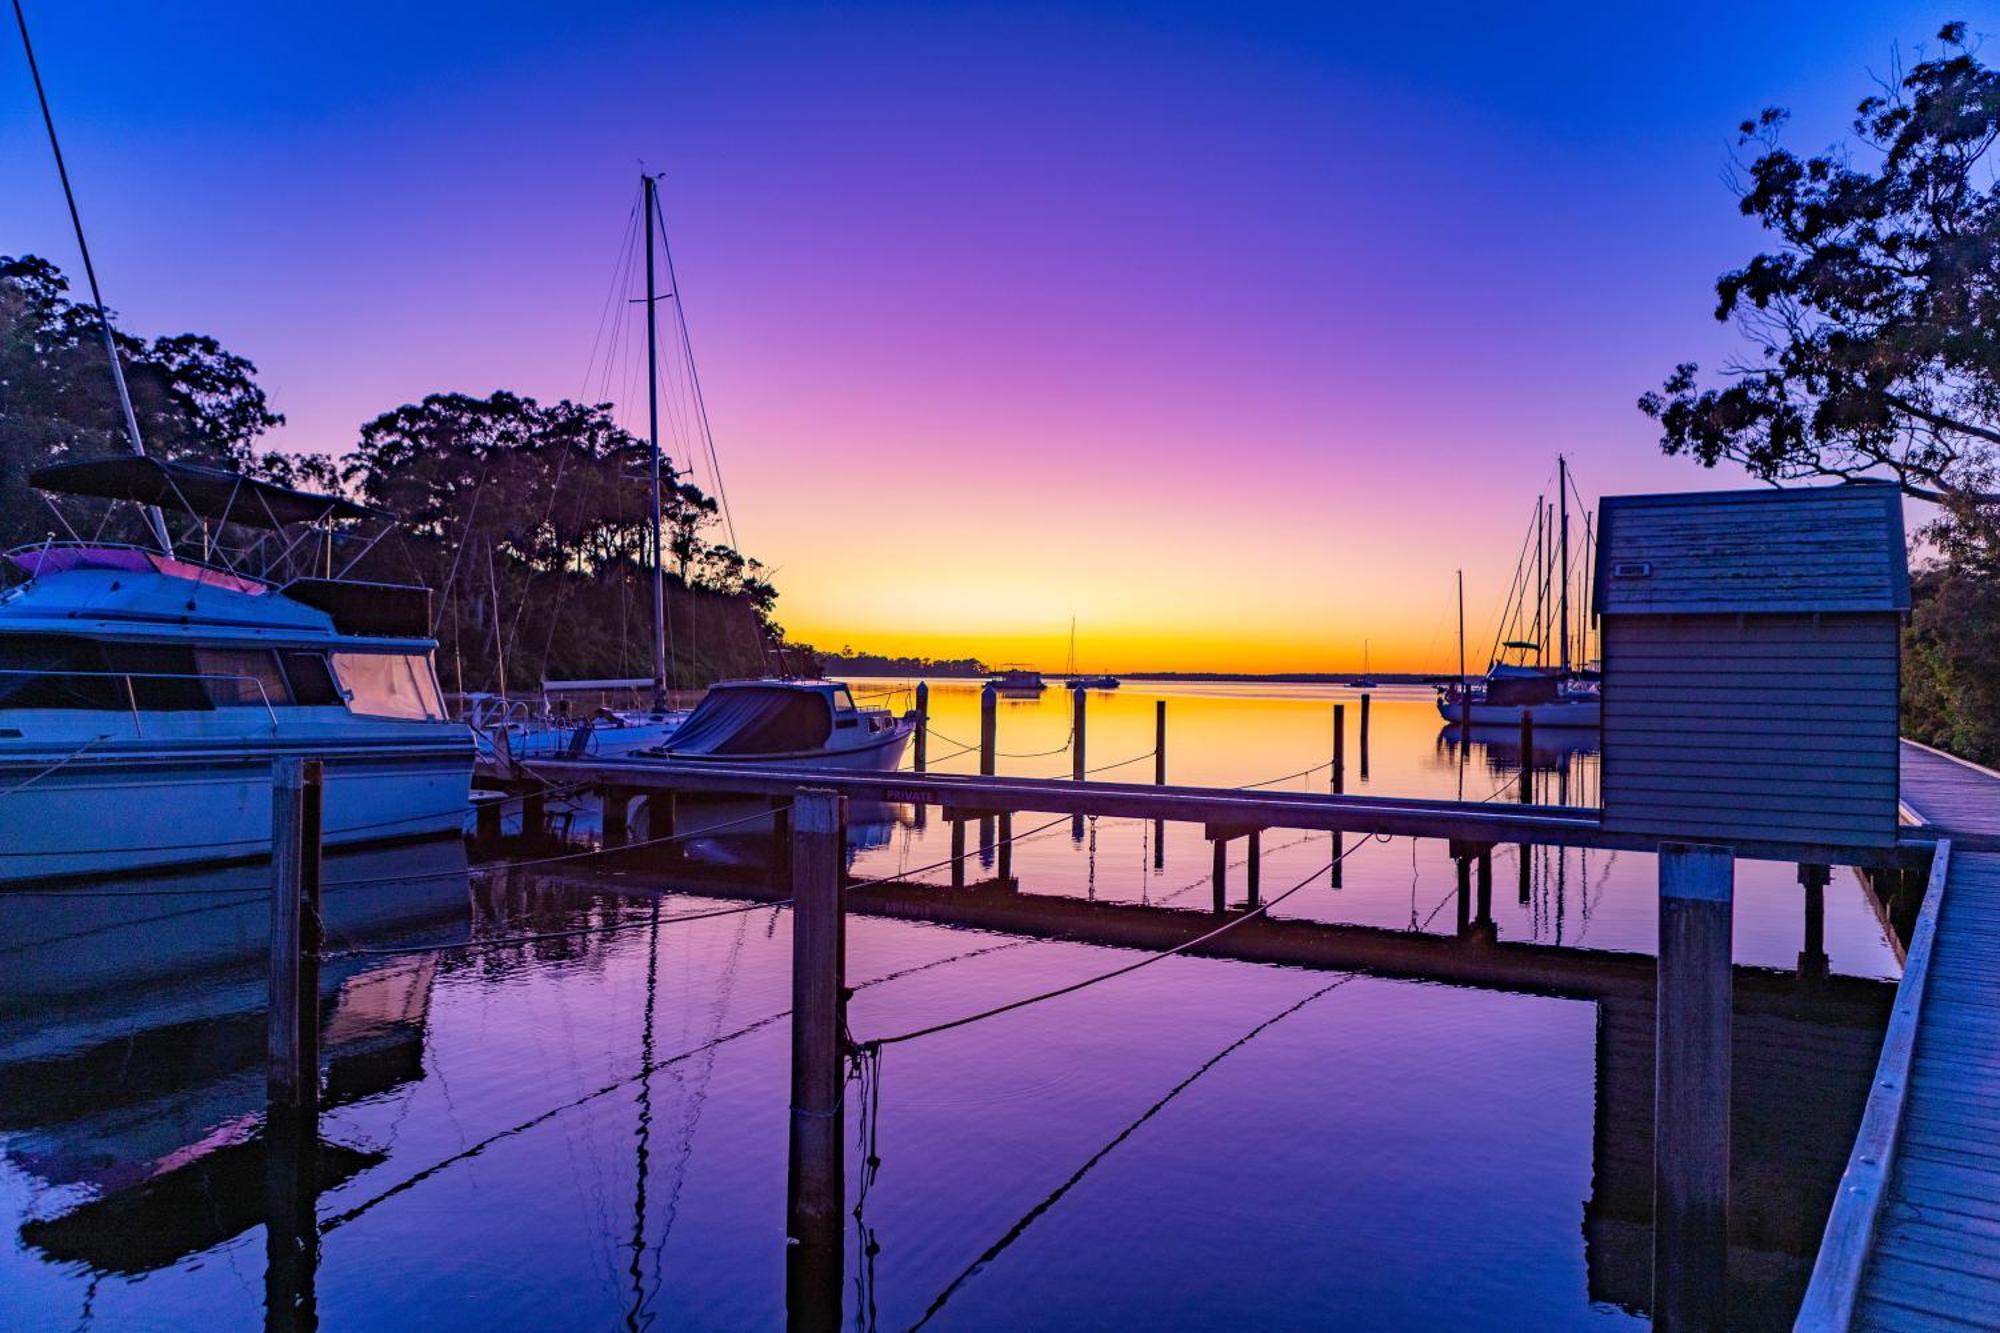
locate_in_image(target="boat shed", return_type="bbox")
[1591,484,1910,849]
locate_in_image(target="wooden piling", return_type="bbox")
[1454,853,1472,936]
[1152,699,1166,870]
[1246,831,1262,909]
[913,681,929,772]
[1519,711,1534,805]
[997,811,1014,886]
[1359,691,1370,779]
[268,757,323,1112]
[951,818,967,890]
[979,683,997,778]
[1331,705,1346,888]
[1212,836,1228,914]
[786,788,846,1332]
[772,800,793,880]
[1072,685,1086,781]
[475,792,502,842]
[1654,843,1734,1333]
[603,787,629,847]
[1798,862,1830,982]
[523,788,547,843]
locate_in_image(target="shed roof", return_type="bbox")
[1593,484,1910,616]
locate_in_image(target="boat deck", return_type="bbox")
[1810,741,2000,1330]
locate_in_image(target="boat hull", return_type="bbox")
[0,733,473,884]
[1434,696,1601,729]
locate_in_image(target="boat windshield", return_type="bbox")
[331,651,447,720]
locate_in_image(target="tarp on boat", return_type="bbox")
[663,685,831,756]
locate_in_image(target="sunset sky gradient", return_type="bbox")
[1,1,1948,671]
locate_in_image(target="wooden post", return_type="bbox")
[1331,704,1346,888]
[475,792,503,842]
[267,757,323,1333]
[1212,836,1228,914]
[269,757,322,1111]
[523,788,547,843]
[1454,853,1472,937]
[1519,710,1534,805]
[653,791,679,857]
[1072,685,1086,781]
[1246,831,1261,909]
[997,811,1014,887]
[786,788,845,1332]
[772,800,793,880]
[1358,691,1370,779]
[950,818,967,890]
[1474,847,1494,941]
[1518,844,1531,904]
[979,683,997,777]
[1654,843,1734,1333]
[913,681,929,772]
[1152,699,1166,870]
[603,787,629,847]
[1798,863,1830,983]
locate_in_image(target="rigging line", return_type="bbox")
[906,972,1359,1329]
[1484,493,1545,671]
[315,936,1033,1236]
[861,835,1376,1049]
[0,734,106,797]
[649,183,739,557]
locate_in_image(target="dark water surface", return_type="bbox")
[0,684,1903,1329]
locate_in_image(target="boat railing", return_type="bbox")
[0,667,281,734]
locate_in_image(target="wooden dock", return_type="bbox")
[1800,740,2000,1331]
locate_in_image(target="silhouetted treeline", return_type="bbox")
[798,646,990,678]
[2,255,785,690]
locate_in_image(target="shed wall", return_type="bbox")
[1601,613,1900,847]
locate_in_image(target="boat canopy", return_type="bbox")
[30,457,384,530]
[664,684,832,755]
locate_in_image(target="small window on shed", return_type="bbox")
[195,648,292,707]
[281,651,341,706]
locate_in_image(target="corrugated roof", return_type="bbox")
[1593,484,1910,616]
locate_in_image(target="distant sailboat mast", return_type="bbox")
[13,0,172,553]
[1558,454,1571,675]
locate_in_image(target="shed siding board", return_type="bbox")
[1601,613,1900,847]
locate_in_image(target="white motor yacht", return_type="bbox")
[0,458,473,884]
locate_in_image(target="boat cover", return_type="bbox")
[5,545,269,595]
[664,686,831,755]
[30,457,384,529]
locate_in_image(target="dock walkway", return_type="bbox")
[1805,740,2000,1330]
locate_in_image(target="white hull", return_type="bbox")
[654,722,914,772]
[1434,697,1601,728]
[0,730,472,884]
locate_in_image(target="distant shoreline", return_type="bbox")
[830,668,1448,686]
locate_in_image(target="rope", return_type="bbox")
[847,814,1075,891]
[0,734,107,798]
[859,832,1381,1049]
[923,722,1073,760]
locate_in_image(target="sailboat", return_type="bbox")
[1061,619,1120,690]
[1349,641,1379,689]
[1436,456,1602,729]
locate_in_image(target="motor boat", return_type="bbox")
[0,457,474,884]
[988,666,1047,694]
[633,678,915,770]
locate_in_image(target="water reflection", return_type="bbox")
[0,683,1913,1329]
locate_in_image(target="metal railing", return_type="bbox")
[0,667,282,733]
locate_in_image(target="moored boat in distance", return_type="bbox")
[988,666,1048,694]
[1436,665,1602,728]
[0,458,473,884]
[1066,675,1121,690]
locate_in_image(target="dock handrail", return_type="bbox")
[0,667,282,732]
[1794,837,1953,1331]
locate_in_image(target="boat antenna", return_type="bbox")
[642,172,670,711]
[12,0,172,553]
[1557,454,1571,675]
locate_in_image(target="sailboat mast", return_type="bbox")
[1558,455,1571,675]
[13,0,172,552]
[643,174,669,709]
[1533,497,1544,667]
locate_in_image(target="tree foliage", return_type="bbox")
[1,255,783,691]
[1643,23,2000,761]
[1640,23,2000,538]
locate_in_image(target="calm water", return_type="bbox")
[0,682,1903,1329]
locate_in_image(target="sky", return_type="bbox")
[0,1,1959,672]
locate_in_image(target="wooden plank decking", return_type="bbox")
[1800,741,2000,1331]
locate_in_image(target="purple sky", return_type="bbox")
[2,2,1953,668]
